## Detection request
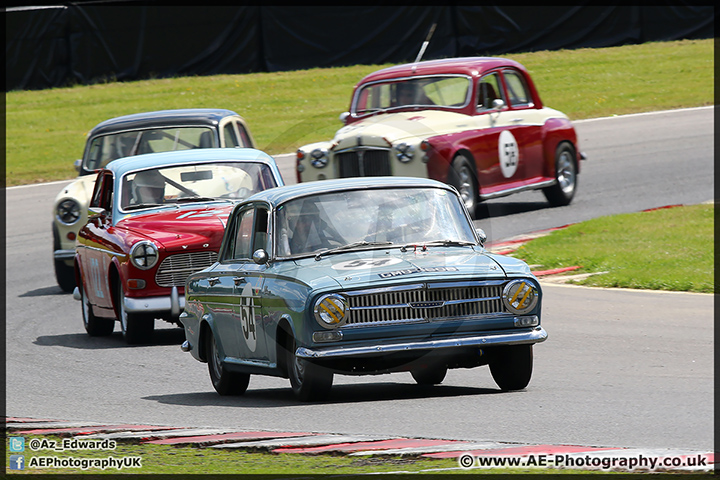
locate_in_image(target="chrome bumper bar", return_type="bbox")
[296,326,547,359]
[54,249,76,261]
[123,287,184,315]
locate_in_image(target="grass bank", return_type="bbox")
[514,204,714,293]
[4,38,713,186]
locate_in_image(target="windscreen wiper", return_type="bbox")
[400,239,476,252]
[314,241,394,261]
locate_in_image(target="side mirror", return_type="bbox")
[73,159,82,173]
[339,112,350,124]
[252,249,269,265]
[88,206,106,217]
[492,99,505,110]
[475,228,487,246]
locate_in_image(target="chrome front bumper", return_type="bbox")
[54,249,76,261]
[124,287,184,316]
[73,286,184,317]
[296,326,547,359]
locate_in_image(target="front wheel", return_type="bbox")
[448,154,479,218]
[206,332,250,396]
[543,143,577,207]
[116,282,154,345]
[489,344,534,391]
[80,282,114,336]
[287,338,333,401]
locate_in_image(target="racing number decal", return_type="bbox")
[89,258,104,299]
[239,283,257,352]
[332,258,403,270]
[499,130,519,178]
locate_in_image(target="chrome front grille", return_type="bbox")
[344,282,507,326]
[337,148,391,177]
[155,251,218,287]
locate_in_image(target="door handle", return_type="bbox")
[511,118,523,123]
[233,276,246,285]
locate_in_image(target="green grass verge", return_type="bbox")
[4,38,713,186]
[513,204,714,293]
[5,434,604,475]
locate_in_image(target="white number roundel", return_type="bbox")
[239,283,257,352]
[499,130,519,178]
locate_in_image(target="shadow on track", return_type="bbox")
[144,381,504,408]
[33,326,186,349]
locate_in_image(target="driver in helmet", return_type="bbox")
[132,169,166,205]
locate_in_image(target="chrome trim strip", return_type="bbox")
[479,180,557,200]
[53,249,76,260]
[341,312,515,329]
[346,284,425,297]
[123,295,186,313]
[78,245,127,257]
[297,327,547,358]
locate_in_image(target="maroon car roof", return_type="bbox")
[358,57,526,83]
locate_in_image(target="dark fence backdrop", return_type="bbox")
[5,5,714,91]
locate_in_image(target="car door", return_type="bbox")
[498,68,545,180]
[217,204,270,362]
[80,171,116,313]
[469,71,509,190]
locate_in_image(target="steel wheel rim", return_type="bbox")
[292,354,305,384]
[81,286,91,328]
[210,337,223,381]
[557,151,576,194]
[118,288,128,334]
[458,166,475,211]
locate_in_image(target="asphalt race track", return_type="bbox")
[4,107,713,453]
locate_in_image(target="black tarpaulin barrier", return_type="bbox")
[4,5,714,92]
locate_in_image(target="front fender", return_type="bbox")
[53,175,98,252]
[542,117,580,175]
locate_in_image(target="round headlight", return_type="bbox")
[502,279,538,314]
[130,241,159,270]
[56,199,81,225]
[395,142,414,163]
[310,148,329,168]
[313,294,348,328]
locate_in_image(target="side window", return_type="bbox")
[233,209,256,259]
[477,73,504,111]
[90,172,114,211]
[503,70,532,107]
[223,122,240,147]
[235,121,252,147]
[225,207,270,260]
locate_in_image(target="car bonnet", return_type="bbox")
[275,247,514,291]
[334,110,470,147]
[116,204,232,253]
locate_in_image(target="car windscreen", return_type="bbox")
[84,127,215,171]
[352,75,471,114]
[119,161,277,211]
[276,187,476,257]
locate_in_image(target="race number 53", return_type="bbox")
[499,130,519,178]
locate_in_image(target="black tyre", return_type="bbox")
[206,332,250,396]
[411,365,448,385]
[116,282,154,345]
[287,338,333,401]
[448,154,479,218]
[53,224,76,293]
[80,282,114,336]
[489,344,534,391]
[543,143,577,207]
